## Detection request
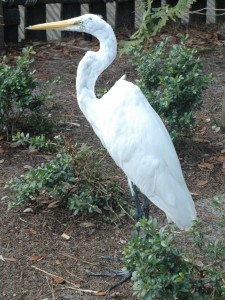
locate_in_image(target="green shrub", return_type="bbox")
[0,47,55,138]
[12,132,59,153]
[124,219,197,299]
[3,141,130,222]
[130,36,211,140]
[123,205,225,300]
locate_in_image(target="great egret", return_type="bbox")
[27,14,196,230]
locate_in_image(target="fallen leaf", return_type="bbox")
[193,137,210,143]
[0,255,5,261]
[191,192,199,196]
[53,276,65,284]
[79,222,95,228]
[92,291,107,296]
[48,200,60,208]
[215,127,220,133]
[23,165,33,170]
[29,255,43,261]
[30,228,37,235]
[0,159,4,164]
[28,146,39,154]
[4,257,17,262]
[67,121,80,127]
[218,155,225,162]
[55,259,61,265]
[195,260,204,268]
[111,292,124,298]
[204,162,214,169]
[0,147,5,154]
[61,233,71,240]
[197,180,209,187]
[23,208,34,213]
[119,238,126,244]
[198,163,214,170]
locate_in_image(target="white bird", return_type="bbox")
[27,14,196,230]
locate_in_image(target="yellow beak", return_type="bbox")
[26,18,79,30]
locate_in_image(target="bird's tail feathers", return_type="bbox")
[148,172,196,230]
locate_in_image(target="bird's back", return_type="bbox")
[91,77,196,229]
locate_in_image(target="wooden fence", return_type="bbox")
[1,0,225,48]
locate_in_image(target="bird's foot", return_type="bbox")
[87,264,131,292]
[107,271,132,292]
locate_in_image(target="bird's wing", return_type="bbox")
[92,78,196,229]
[94,77,183,180]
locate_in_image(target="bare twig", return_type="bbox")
[46,276,56,300]
[57,251,99,266]
[117,202,135,223]
[31,264,107,296]
[222,91,225,128]
[30,265,78,288]
[64,267,85,282]
[59,285,107,296]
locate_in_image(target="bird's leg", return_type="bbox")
[88,182,142,291]
[143,195,150,219]
[131,182,143,221]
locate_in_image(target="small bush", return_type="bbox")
[124,219,197,300]
[124,205,225,300]
[3,140,131,222]
[12,132,59,153]
[130,36,211,140]
[0,47,55,138]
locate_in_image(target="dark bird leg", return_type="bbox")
[131,182,143,221]
[102,185,150,291]
[87,183,144,292]
[143,195,150,219]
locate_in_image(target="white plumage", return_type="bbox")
[27,14,196,230]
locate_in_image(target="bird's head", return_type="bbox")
[26,14,104,35]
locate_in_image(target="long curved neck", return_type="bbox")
[76,22,117,114]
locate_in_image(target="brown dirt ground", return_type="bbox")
[0,24,225,300]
